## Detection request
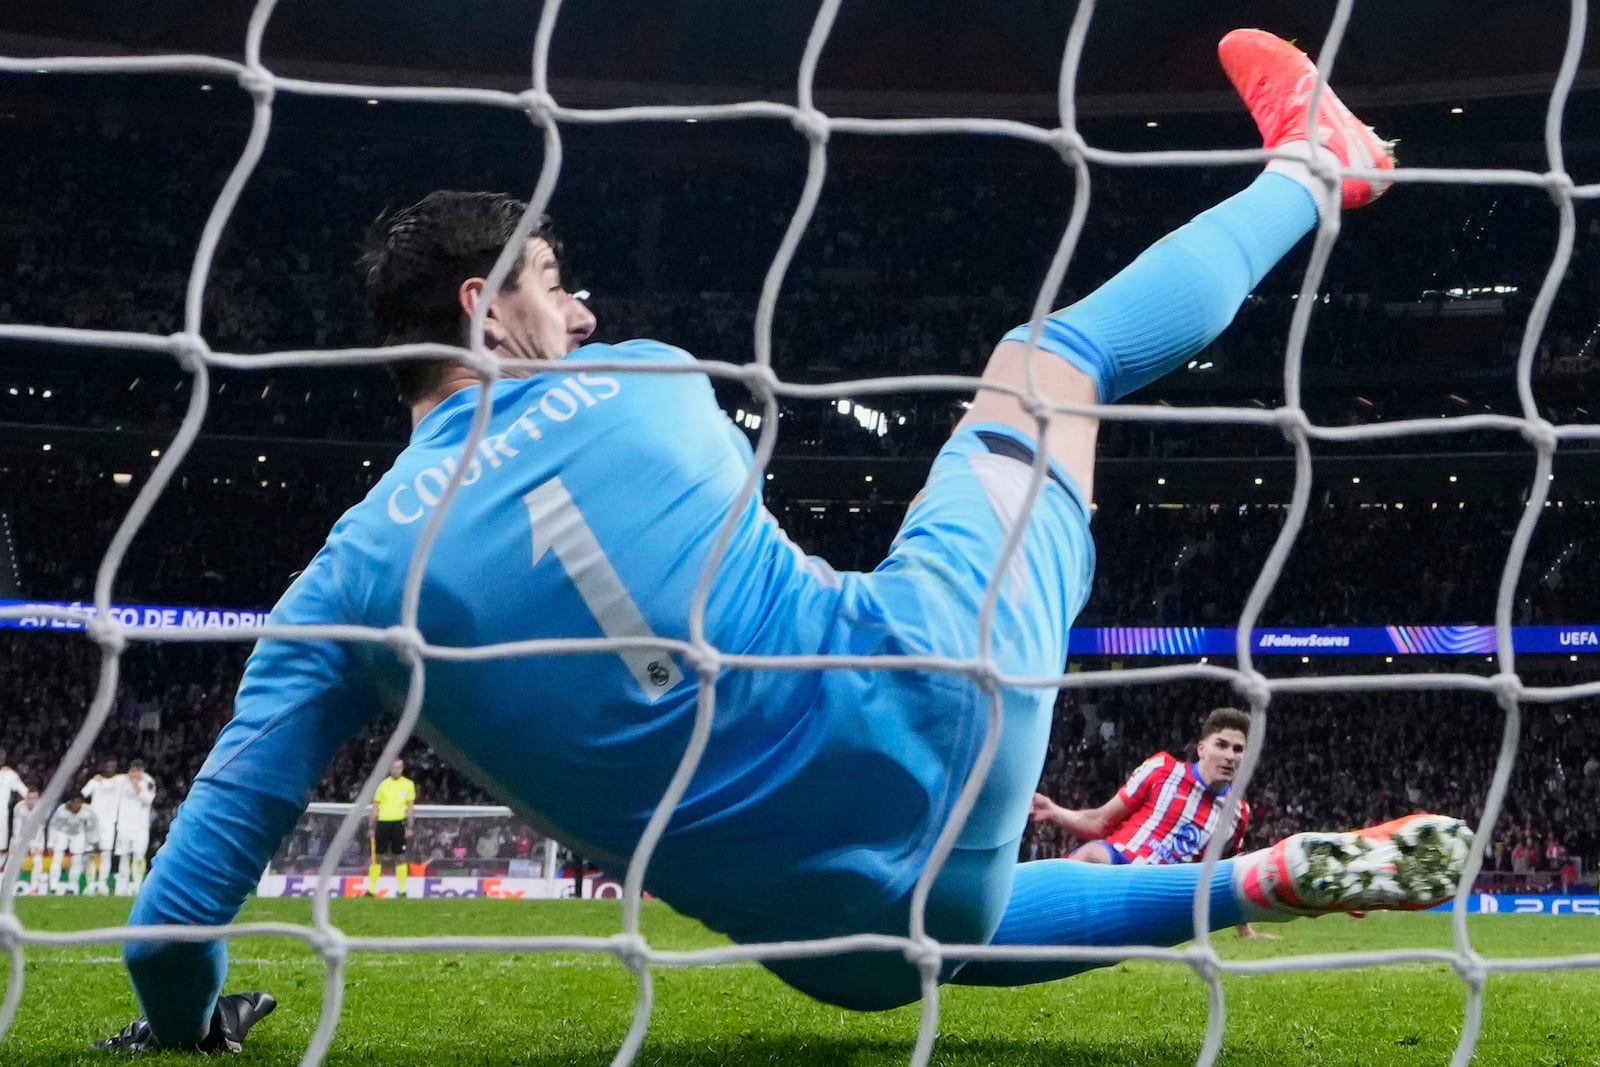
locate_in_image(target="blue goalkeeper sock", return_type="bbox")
[1001,171,1319,402]
[947,858,1244,987]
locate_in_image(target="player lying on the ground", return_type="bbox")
[99,30,1472,1053]
[1031,706,1275,939]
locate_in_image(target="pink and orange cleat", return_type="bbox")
[1238,813,1473,916]
[1218,28,1396,211]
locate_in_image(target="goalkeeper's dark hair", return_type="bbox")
[1200,706,1250,739]
[356,190,563,405]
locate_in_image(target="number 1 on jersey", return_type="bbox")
[523,477,683,701]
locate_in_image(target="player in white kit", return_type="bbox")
[81,757,125,896]
[0,750,28,877]
[48,796,100,896]
[114,761,157,896]
[9,788,45,895]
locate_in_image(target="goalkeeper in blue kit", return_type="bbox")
[102,32,1473,1052]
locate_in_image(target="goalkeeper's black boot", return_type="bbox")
[93,1016,156,1053]
[201,991,277,1053]
[93,991,276,1054]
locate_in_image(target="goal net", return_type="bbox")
[2,1,1597,1065]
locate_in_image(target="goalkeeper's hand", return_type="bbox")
[93,992,277,1054]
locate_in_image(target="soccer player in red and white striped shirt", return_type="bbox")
[1032,708,1272,937]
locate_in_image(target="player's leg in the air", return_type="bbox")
[960,27,1393,495]
[928,30,1412,981]
[758,31,1404,1014]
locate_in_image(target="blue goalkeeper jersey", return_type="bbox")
[131,339,1014,953]
[127,337,1097,1033]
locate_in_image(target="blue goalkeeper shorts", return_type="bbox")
[763,421,1096,1008]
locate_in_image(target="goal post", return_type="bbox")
[264,803,580,900]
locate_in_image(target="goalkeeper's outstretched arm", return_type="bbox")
[123,551,379,1048]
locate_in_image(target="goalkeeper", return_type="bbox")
[108,31,1472,1051]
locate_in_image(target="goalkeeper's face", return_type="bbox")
[481,238,596,367]
[1196,727,1247,788]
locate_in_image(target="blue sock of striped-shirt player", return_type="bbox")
[947,172,1319,985]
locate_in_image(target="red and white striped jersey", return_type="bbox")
[1105,751,1249,864]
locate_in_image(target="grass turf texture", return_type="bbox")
[3,898,1597,1066]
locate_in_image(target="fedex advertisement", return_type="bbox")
[257,874,626,899]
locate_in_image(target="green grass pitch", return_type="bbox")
[3,898,1597,1065]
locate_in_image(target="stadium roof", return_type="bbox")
[1,1,1596,117]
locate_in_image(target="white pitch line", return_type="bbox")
[46,954,758,971]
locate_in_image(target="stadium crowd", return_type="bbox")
[3,463,1598,885]
[3,629,1595,888]
[5,454,1597,625]
[3,454,1598,886]
[6,353,1597,464]
[1,85,1598,451]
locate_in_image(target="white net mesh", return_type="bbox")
[2,1,1599,1065]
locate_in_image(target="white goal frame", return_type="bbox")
[2,2,1600,1066]
[274,803,563,894]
